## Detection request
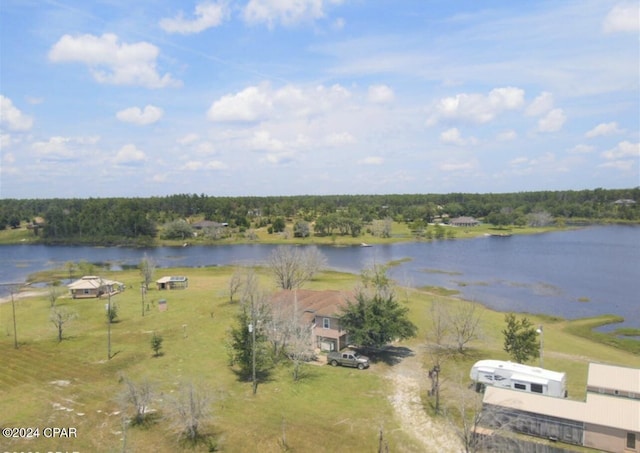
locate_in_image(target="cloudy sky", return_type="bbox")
[1,0,638,198]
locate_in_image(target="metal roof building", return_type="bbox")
[480,363,640,453]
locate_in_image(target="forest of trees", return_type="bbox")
[0,188,638,244]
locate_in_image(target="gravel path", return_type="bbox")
[386,350,462,452]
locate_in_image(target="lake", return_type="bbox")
[1,226,638,329]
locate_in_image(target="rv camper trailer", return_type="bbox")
[470,360,567,398]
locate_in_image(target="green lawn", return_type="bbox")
[1,266,639,452]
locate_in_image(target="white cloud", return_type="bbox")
[525,91,554,116]
[599,160,635,170]
[585,121,623,138]
[326,132,355,146]
[249,130,285,152]
[207,82,352,122]
[48,33,179,88]
[1,134,13,148]
[497,130,517,141]
[603,2,640,33]
[440,127,477,146]
[178,133,200,145]
[208,85,273,122]
[367,84,395,104]
[568,144,595,154]
[426,86,525,125]
[116,105,164,125]
[537,108,566,132]
[182,160,226,170]
[32,135,99,160]
[114,144,146,164]
[160,1,229,34]
[0,95,33,131]
[359,156,383,165]
[3,151,16,163]
[601,141,640,160]
[509,157,529,166]
[439,160,477,172]
[243,0,342,27]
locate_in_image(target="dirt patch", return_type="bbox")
[385,350,461,452]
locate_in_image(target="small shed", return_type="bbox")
[156,276,188,290]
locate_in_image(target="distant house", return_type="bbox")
[614,199,636,206]
[450,216,480,227]
[191,220,228,229]
[156,276,189,290]
[270,289,352,352]
[67,276,124,299]
[479,362,640,453]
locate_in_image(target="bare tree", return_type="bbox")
[139,254,156,290]
[427,299,481,353]
[166,382,213,442]
[49,306,78,342]
[268,246,327,290]
[527,210,554,227]
[372,218,393,238]
[228,269,244,303]
[449,300,482,353]
[119,376,156,426]
[267,291,315,380]
[447,386,486,453]
[47,283,62,307]
[427,300,451,349]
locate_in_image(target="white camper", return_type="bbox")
[470,360,567,398]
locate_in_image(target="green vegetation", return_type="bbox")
[1,265,639,452]
[1,188,638,245]
[502,313,540,363]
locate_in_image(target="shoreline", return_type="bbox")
[0,289,47,305]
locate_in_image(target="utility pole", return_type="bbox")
[536,325,544,367]
[108,289,112,360]
[10,286,18,349]
[141,283,145,317]
[249,303,257,395]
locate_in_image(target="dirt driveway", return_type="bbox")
[385,347,462,452]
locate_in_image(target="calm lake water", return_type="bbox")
[1,226,639,329]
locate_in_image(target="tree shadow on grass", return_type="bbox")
[358,345,415,366]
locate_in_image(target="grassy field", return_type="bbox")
[1,265,639,452]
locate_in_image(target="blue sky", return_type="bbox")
[1,0,638,198]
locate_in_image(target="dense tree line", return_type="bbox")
[1,188,638,243]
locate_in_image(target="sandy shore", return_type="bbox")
[0,290,46,305]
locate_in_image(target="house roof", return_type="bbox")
[192,220,226,229]
[156,276,188,283]
[67,276,122,290]
[450,216,479,224]
[484,386,640,432]
[587,362,640,394]
[270,289,352,318]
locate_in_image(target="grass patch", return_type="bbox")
[612,328,640,337]
[563,315,640,355]
[418,285,460,296]
[2,266,639,452]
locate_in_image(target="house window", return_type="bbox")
[323,318,330,329]
[530,383,543,394]
[514,383,526,390]
[83,289,90,295]
[627,433,636,449]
